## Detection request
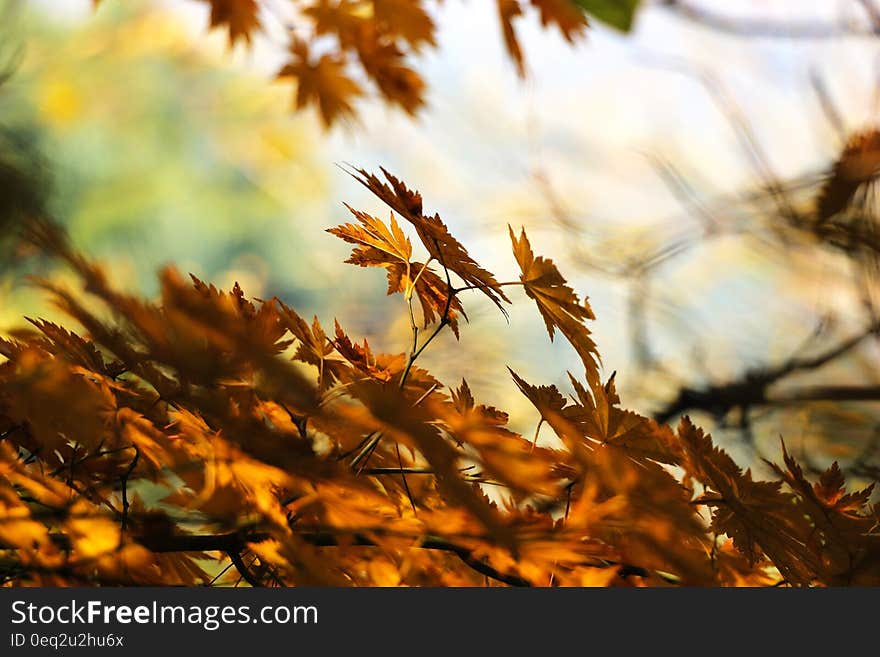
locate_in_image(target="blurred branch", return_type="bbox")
[642,56,802,226]
[654,322,880,424]
[810,70,848,143]
[857,0,880,30]
[656,0,880,38]
[644,153,719,235]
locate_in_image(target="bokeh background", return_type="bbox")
[2,0,879,480]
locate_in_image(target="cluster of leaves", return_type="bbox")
[1,169,877,587]
[93,0,641,127]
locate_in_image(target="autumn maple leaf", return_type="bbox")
[277,40,363,128]
[530,0,590,42]
[509,226,600,386]
[203,0,261,46]
[328,206,466,336]
[329,206,413,265]
[443,379,566,497]
[347,167,511,315]
[816,129,880,221]
[357,42,427,115]
[372,0,437,51]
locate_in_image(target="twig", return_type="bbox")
[398,239,454,387]
[454,281,522,293]
[810,70,848,142]
[120,445,140,536]
[227,551,264,588]
[396,442,417,514]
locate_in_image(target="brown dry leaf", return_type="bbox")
[713,540,780,587]
[331,323,441,400]
[814,461,875,512]
[329,206,464,335]
[354,381,518,551]
[358,42,427,115]
[0,466,58,557]
[566,372,679,465]
[13,152,880,588]
[373,0,436,50]
[277,40,363,128]
[142,270,297,386]
[24,318,113,375]
[509,369,597,472]
[765,442,880,585]
[93,0,593,127]
[276,302,349,390]
[329,206,413,265]
[3,350,117,464]
[332,321,406,384]
[530,0,590,42]
[677,418,818,585]
[580,443,713,585]
[442,379,566,497]
[510,226,600,385]
[65,507,122,561]
[303,0,365,49]
[163,421,293,529]
[348,167,511,314]
[497,0,526,77]
[816,129,880,221]
[203,0,261,46]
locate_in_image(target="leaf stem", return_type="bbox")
[398,240,454,388]
[453,281,523,293]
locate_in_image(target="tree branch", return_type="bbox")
[227,550,264,587]
[654,323,880,424]
[135,528,532,587]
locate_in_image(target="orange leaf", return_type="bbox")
[497,0,526,77]
[510,226,600,385]
[816,129,880,220]
[529,0,590,42]
[373,0,437,51]
[277,40,363,128]
[203,0,261,46]
[349,167,511,314]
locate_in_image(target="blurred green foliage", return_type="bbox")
[574,0,641,31]
[0,0,328,326]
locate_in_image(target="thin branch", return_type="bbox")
[364,467,436,475]
[132,528,531,587]
[207,558,237,586]
[396,442,417,514]
[644,152,719,234]
[642,57,801,226]
[398,239,454,387]
[411,383,439,407]
[810,70,848,142]
[120,444,140,536]
[227,550,264,588]
[454,281,523,293]
[350,431,382,472]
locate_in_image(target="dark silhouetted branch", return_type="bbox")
[654,323,880,424]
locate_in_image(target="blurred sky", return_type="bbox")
[11,1,880,447]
